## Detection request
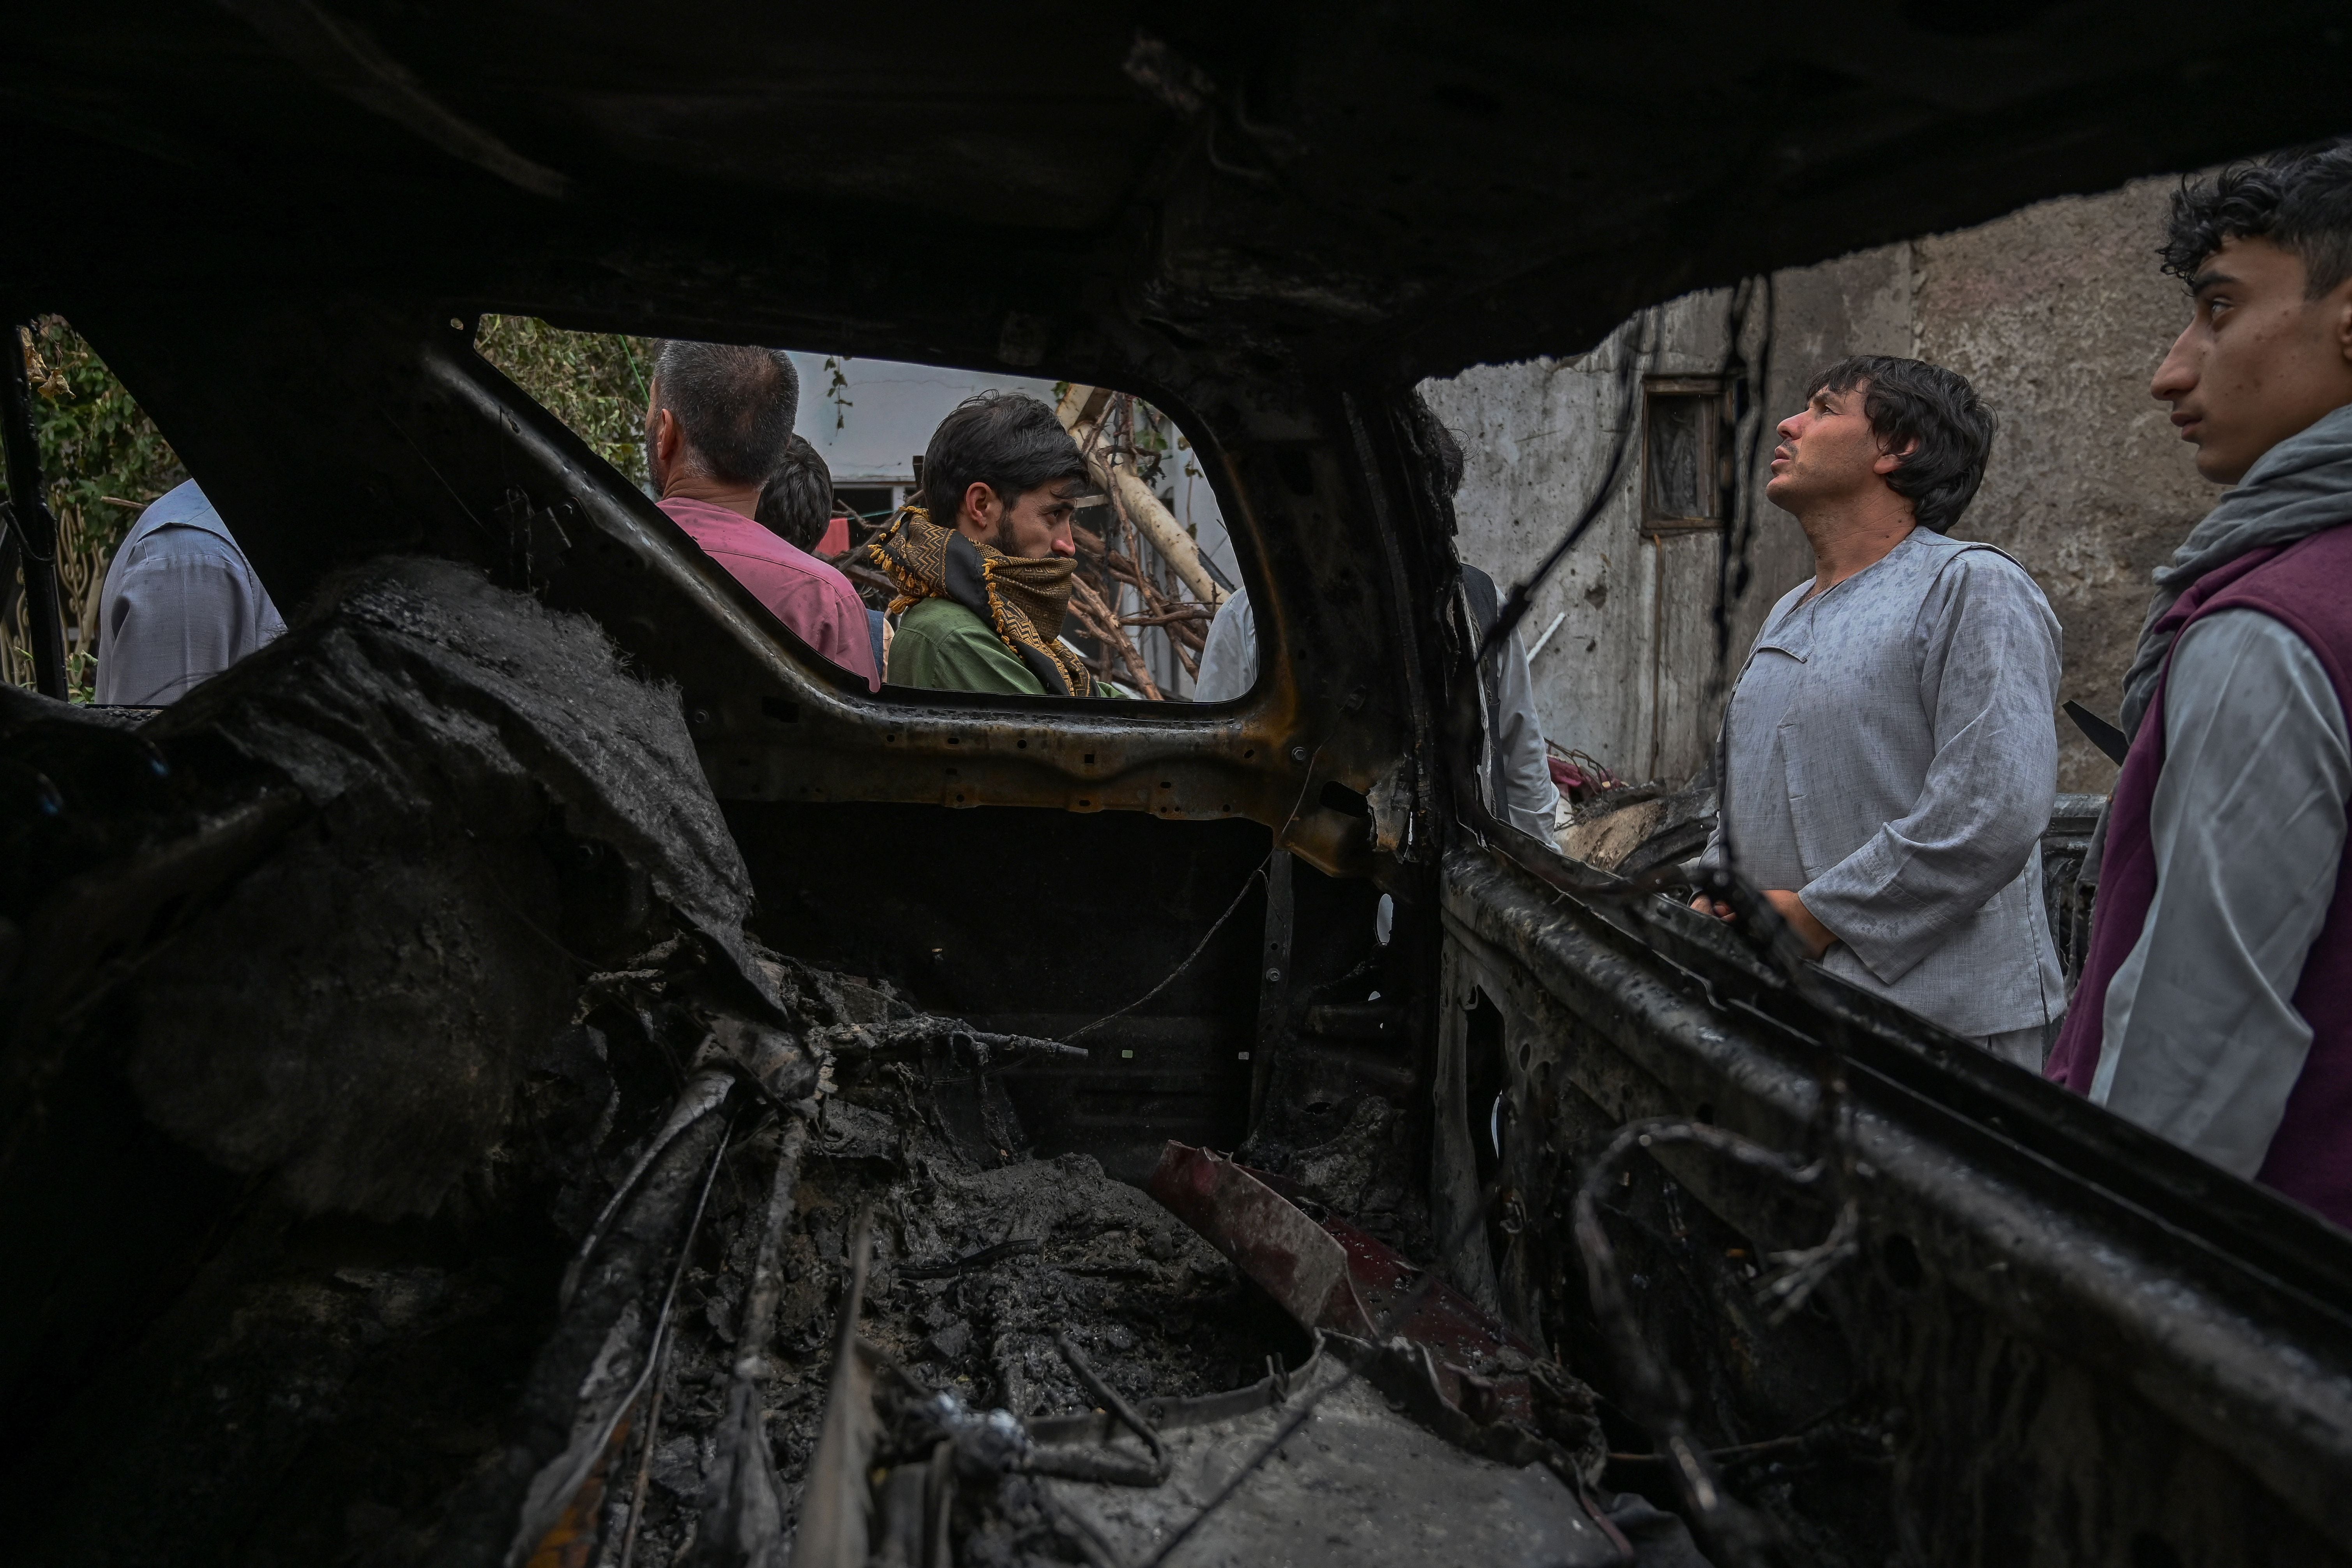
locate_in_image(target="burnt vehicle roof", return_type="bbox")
[4,3,2349,375]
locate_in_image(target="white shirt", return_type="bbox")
[1194,588,1259,702]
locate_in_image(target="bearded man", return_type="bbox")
[868,393,1109,696]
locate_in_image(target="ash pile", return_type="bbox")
[0,557,1700,1567]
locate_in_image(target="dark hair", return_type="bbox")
[1805,355,1995,534]
[920,392,1086,525]
[649,340,801,485]
[755,435,833,553]
[2161,141,2352,297]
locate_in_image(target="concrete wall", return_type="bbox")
[1912,178,2211,790]
[1425,173,2212,793]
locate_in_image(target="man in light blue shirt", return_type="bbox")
[95,479,284,705]
[1696,357,2064,1066]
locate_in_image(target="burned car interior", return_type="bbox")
[6,5,2352,1566]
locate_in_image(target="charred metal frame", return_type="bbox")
[10,250,2345,1566]
[64,297,1439,886]
[21,260,2352,1568]
[1438,843,2352,1561]
[58,277,2347,1563]
[0,325,68,700]
[9,5,2352,1561]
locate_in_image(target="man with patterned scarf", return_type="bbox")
[2047,141,2352,1228]
[868,392,1111,697]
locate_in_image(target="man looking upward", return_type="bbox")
[645,340,877,690]
[1695,357,2065,1067]
[2047,143,2352,1227]
[867,392,1107,696]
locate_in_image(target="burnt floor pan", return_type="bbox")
[0,562,1598,1568]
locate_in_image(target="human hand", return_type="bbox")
[1690,889,1836,959]
[1762,888,1836,959]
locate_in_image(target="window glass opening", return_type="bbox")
[1642,376,1727,530]
[478,320,1246,704]
[3,316,270,708]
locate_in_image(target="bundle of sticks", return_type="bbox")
[1065,515,1213,700]
[1058,387,1223,700]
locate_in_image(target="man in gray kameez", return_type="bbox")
[1697,356,2064,1067]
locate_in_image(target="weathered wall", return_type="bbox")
[1913,177,2211,791]
[1422,249,1909,784]
[1427,173,2212,794]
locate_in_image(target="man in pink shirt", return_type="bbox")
[643,340,879,690]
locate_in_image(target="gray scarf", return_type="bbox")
[2120,402,2352,737]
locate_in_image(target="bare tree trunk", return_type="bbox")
[1055,385,1228,608]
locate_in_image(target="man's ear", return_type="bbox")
[1873,437,1918,478]
[961,480,999,530]
[2332,278,2352,367]
[646,407,682,486]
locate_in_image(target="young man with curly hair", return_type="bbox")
[2046,143,2352,1225]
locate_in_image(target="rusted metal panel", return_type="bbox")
[1148,1140,1542,1426]
[1148,1142,1374,1336]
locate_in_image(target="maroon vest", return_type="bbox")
[2047,524,2352,1227]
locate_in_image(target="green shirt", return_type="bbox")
[888,597,1051,695]
[888,597,1130,697]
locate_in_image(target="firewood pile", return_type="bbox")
[1056,387,1226,699]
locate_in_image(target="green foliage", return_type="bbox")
[28,317,186,546]
[475,316,655,488]
[7,318,187,696]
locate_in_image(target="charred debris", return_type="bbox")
[0,558,1711,1567]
